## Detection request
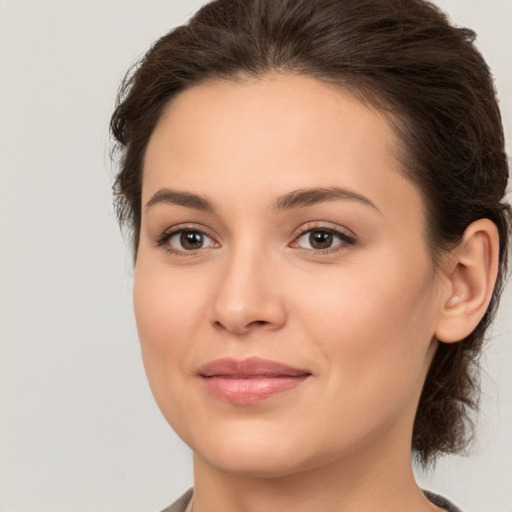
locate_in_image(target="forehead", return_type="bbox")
[143,73,422,223]
[147,74,397,167]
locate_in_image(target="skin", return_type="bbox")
[133,73,486,512]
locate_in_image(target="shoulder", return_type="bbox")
[424,490,463,512]
[158,488,193,512]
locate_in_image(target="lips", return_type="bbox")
[198,357,311,405]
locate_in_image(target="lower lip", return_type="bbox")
[202,375,309,405]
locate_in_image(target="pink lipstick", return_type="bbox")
[198,357,311,405]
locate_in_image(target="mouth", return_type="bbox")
[198,357,312,405]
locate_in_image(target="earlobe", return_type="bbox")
[434,219,500,344]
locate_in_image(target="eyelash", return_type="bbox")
[154,225,218,256]
[154,223,357,256]
[290,223,357,254]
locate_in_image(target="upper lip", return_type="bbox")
[198,357,311,378]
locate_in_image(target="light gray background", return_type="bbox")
[0,1,510,511]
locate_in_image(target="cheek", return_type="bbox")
[132,262,211,431]
[134,262,203,346]
[297,266,434,341]
[132,261,210,397]
[290,252,438,395]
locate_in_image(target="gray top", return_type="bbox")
[159,488,193,512]
[159,488,462,512]
[424,490,463,512]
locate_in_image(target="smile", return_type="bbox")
[198,357,311,405]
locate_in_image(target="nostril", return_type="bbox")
[213,320,224,330]
[249,320,268,327]
[209,292,287,334]
[212,318,270,333]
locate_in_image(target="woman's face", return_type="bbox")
[134,74,446,477]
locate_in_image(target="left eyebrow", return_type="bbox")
[272,186,380,213]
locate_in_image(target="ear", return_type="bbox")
[435,219,500,343]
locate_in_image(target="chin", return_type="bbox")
[196,445,318,479]
[183,419,342,479]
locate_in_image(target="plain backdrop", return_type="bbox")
[0,1,510,511]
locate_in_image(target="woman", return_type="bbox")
[110,0,510,511]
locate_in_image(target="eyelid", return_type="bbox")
[154,223,220,254]
[289,221,357,252]
[153,221,356,256]
[290,221,356,240]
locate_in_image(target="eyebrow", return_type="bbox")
[146,188,215,212]
[272,186,380,213]
[145,185,379,214]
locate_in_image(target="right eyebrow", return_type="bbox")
[145,188,215,212]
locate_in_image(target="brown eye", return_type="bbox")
[180,231,204,250]
[294,227,355,252]
[167,229,215,252]
[309,231,334,249]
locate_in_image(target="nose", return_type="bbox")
[209,247,287,335]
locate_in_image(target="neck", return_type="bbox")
[191,437,439,512]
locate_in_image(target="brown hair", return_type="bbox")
[110,0,511,465]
